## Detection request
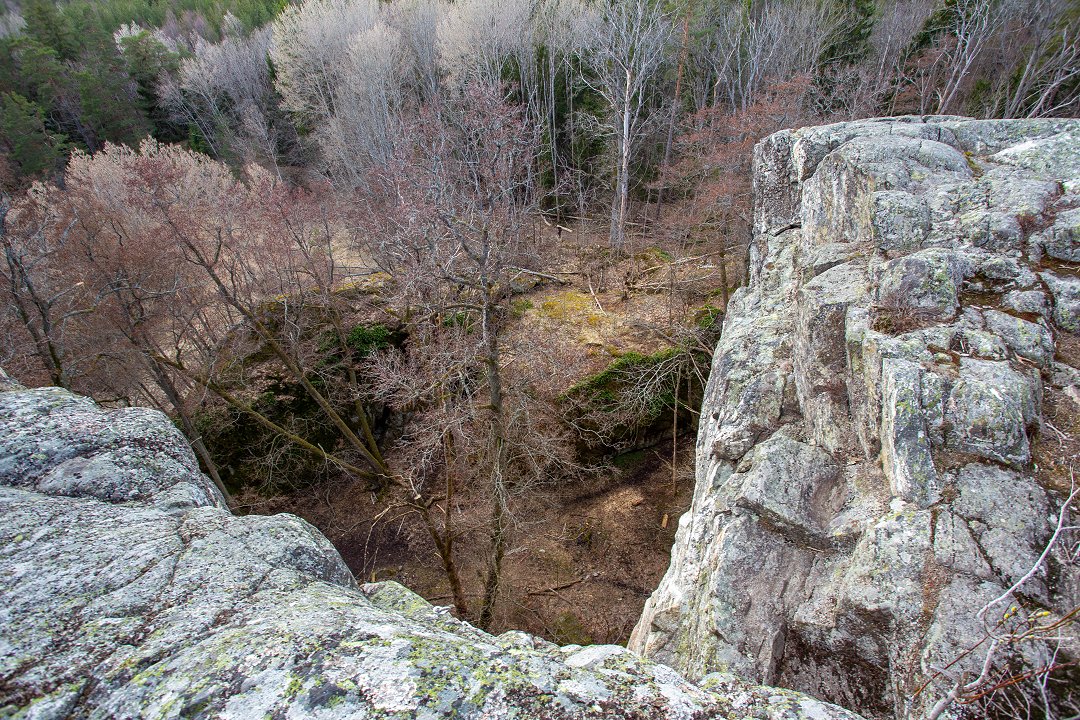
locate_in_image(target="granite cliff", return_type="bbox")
[631,117,1080,719]
[0,366,860,718]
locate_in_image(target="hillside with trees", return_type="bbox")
[2,0,1078,648]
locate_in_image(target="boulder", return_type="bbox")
[1040,206,1080,262]
[1043,270,1080,333]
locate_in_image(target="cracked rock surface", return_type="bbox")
[0,378,864,719]
[631,117,1080,719]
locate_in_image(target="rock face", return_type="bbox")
[0,379,863,719]
[631,118,1080,719]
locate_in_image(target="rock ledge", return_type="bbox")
[0,381,861,719]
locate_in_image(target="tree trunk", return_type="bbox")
[416,499,469,618]
[478,296,509,630]
[656,11,691,221]
[719,232,730,309]
[478,478,508,630]
[3,249,69,389]
[441,430,468,617]
[610,70,634,255]
[149,357,230,504]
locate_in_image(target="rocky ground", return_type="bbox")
[631,117,1080,719]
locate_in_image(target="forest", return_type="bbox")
[2,0,1079,643]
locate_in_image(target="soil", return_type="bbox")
[1034,330,1080,496]
[238,435,696,644]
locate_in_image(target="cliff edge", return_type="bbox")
[0,368,861,719]
[631,117,1080,719]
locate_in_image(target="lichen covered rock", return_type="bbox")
[631,118,1080,719]
[0,383,861,719]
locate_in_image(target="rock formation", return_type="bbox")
[631,117,1080,719]
[0,374,862,719]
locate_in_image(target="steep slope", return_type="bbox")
[0,367,861,719]
[631,117,1080,718]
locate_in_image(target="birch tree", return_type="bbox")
[690,0,838,115]
[386,0,443,101]
[989,0,1080,118]
[271,0,410,185]
[826,0,938,118]
[436,0,537,91]
[585,0,673,254]
[161,26,287,173]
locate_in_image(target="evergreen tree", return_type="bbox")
[0,91,67,179]
[22,0,80,61]
[119,31,184,142]
[0,37,67,106]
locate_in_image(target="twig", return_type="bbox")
[923,475,1079,718]
[1045,420,1071,447]
[587,276,604,312]
[526,575,593,597]
[636,251,723,278]
[977,483,1079,630]
[508,266,569,285]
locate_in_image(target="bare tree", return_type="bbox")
[935,0,1004,113]
[584,0,674,254]
[271,0,410,185]
[19,141,488,596]
[436,0,536,91]
[0,191,90,389]
[161,26,289,174]
[825,0,938,119]
[359,84,569,628]
[687,0,837,116]
[654,0,692,221]
[882,0,1076,117]
[386,0,443,101]
[0,5,23,39]
[990,0,1080,118]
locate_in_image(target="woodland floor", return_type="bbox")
[239,436,696,644]
[232,213,738,643]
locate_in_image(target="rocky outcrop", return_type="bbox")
[0,378,863,719]
[631,118,1080,719]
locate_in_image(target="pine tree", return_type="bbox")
[0,92,67,179]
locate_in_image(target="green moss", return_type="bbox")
[635,246,673,264]
[345,324,393,356]
[611,448,650,469]
[566,346,685,401]
[317,323,395,357]
[538,291,593,320]
[363,582,434,618]
[552,612,593,646]
[695,305,723,330]
[963,150,983,176]
[510,298,533,317]
[560,343,703,453]
[441,311,476,331]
